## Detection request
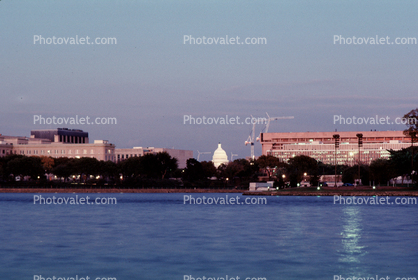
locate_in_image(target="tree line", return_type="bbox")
[0,148,416,188]
[1,108,416,188]
[0,152,178,185]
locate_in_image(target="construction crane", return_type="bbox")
[245,115,257,161]
[197,150,211,161]
[256,113,294,142]
[231,153,238,161]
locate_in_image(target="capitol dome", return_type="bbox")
[212,143,229,168]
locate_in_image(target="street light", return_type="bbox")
[409,131,416,184]
[333,134,340,188]
[356,133,363,187]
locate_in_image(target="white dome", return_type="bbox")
[212,143,228,168]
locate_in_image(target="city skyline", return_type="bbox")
[1,1,418,160]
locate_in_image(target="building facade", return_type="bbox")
[261,130,415,165]
[115,147,193,169]
[1,128,193,168]
[0,129,115,161]
[212,143,229,168]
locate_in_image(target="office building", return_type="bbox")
[260,130,414,165]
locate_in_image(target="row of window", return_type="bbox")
[117,154,140,159]
[2,149,11,154]
[18,149,96,155]
[12,149,114,155]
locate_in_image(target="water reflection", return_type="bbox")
[339,207,367,264]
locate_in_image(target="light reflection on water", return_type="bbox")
[0,194,417,280]
[339,207,368,264]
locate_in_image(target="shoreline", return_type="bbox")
[0,188,244,194]
[0,186,417,196]
[243,186,418,196]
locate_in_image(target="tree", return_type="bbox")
[224,161,244,180]
[232,158,256,179]
[342,165,369,185]
[138,152,178,179]
[403,108,418,134]
[40,156,54,173]
[51,157,74,181]
[256,155,284,179]
[216,163,227,180]
[388,148,417,185]
[183,158,205,181]
[119,157,142,179]
[99,160,118,181]
[139,153,160,178]
[155,152,178,179]
[369,158,392,186]
[72,157,100,182]
[7,156,44,180]
[200,161,217,178]
[287,155,318,184]
[403,108,418,184]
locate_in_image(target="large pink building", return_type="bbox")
[260,130,414,165]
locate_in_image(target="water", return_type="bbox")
[0,193,417,280]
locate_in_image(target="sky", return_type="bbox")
[1,0,418,161]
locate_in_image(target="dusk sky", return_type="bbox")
[1,0,418,161]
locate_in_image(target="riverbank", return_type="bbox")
[0,188,244,193]
[1,186,417,196]
[243,186,418,196]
